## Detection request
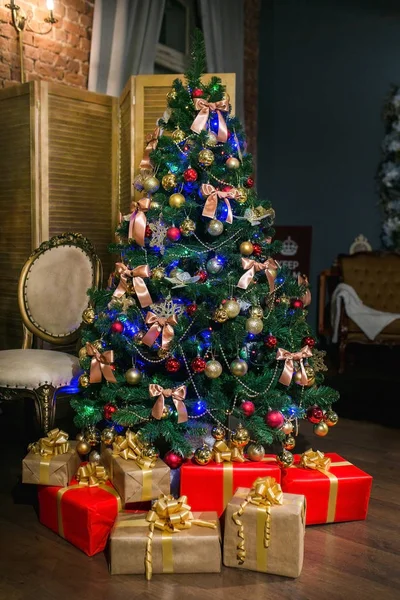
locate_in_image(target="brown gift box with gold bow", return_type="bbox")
[22,429,80,487]
[223,481,306,578]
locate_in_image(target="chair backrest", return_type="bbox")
[339,252,400,313]
[18,233,102,346]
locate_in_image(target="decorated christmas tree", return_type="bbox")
[72,32,339,468]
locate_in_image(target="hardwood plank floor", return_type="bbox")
[0,405,399,600]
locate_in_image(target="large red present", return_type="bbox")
[38,462,121,556]
[180,456,281,517]
[280,450,373,525]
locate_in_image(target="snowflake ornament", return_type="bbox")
[149,219,168,255]
[165,271,201,288]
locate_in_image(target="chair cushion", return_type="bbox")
[0,350,82,390]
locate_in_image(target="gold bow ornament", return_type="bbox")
[86,342,117,384]
[237,257,279,291]
[200,183,241,224]
[142,311,177,349]
[300,449,332,472]
[212,439,246,464]
[113,262,153,308]
[275,345,313,386]
[28,428,70,457]
[149,384,188,423]
[298,273,312,307]
[232,477,283,565]
[190,96,230,142]
[76,461,108,487]
[145,494,217,580]
[128,197,151,247]
[111,430,157,470]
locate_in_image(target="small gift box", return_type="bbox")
[38,461,121,556]
[110,494,221,577]
[280,450,373,525]
[180,455,281,517]
[101,431,170,505]
[223,478,306,578]
[22,428,80,486]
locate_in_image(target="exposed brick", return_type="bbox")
[63,20,84,37]
[23,45,40,61]
[55,55,68,68]
[35,38,62,54]
[54,28,68,43]
[0,62,11,78]
[3,79,20,88]
[0,36,9,51]
[40,50,57,65]
[80,37,91,51]
[23,32,36,47]
[67,33,80,48]
[66,8,79,22]
[64,72,85,87]
[80,14,92,28]
[81,62,89,76]
[67,59,80,74]
[34,62,56,79]
[68,47,87,62]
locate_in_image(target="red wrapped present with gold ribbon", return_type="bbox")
[180,456,281,517]
[280,450,373,525]
[38,462,121,556]
[22,430,80,486]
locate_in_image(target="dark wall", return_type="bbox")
[258,0,400,326]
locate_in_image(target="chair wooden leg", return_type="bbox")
[33,384,56,433]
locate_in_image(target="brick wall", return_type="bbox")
[0,0,94,89]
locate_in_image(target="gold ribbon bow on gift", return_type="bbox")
[112,430,157,469]
[128,198,151,247]
[237,257,279,291]
[142,311,177,349]
[86,342,117,384]
[212,439,246,464]
[149,384,188,423]
[113,262,153,308]
[200,183,239,224]
[145,493,217,580]
[190,97,230,142]
[300,449,331,472]
[139,127,161,172]
[28,428,69,456]
[275,345,312,386]
[76,461,108,487]
[298,273,312,307]
[232,476,283,565]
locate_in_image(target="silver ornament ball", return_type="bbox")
[206,257,224,274]
[89,450,101,463]
[207,219,224,237]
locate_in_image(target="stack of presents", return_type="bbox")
[22,428,373,579]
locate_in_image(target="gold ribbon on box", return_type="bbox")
[139,127,161,172]
[200,183,239,224]
[128,198,151,247]
[190,97,230,142]
[237,257,279,291]
[86,343,117,384]
[145,493,217,580]
[28,428,70,485]
[212,440,246,464]
[149,384,188,424]
[113,262,153,308]
[275,345,313,386]
[232,477,283,568]
[112,431,157,470]
[142,311,177,349]
[76,462,108,487]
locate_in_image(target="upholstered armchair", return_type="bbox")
[0,233,102,432]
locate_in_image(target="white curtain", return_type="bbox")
[89,0,166,96]
[199,0,245,122]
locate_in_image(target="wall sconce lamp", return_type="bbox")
[5,1,58,83]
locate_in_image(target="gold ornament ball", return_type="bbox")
[283,435,296,450]
[151,266,165,281]
[207,219,224,236]
[231,424,250,448]
[79,346,87,360]
[240,241,254,256]
[205,360,223,379]
[224,299,241,318]
[276,449,294,468]
[250,305,264,319]
[158,347,170,358]
[167,89,177,102]
[246,317,264,335]
[247,443,265,462]
[211,426,225,441]
[89,450,101,463]
[79,374,90,388]
[213,307,229,323]
[180,217,196,236]
[294,366,315,387]
[134,331,145,345]
[226,156,240,170]
[281,421,294,435]
[313,421,329,437]
[76,432,85,442]
[206,132,218,147]
[198,148,215,167]
[161,406,173,419]
[194,444,213,466]
[324,410,339,427]
[125,367,142,385]
[169,193,186,208]
[92,339,104,351]
[150,200,160,210]
[162,173,177,191]
[143,175,160,193]
[143,444,159,459]
[280,295,290,306]
[82,307,95,324]
[172,128,185,143]
[101,427,115,446]
[230,358,248,377]
[84,427,101,447]
[236,187,248,204]
[76,440,90,456]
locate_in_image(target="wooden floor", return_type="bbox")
[0,411,399,600]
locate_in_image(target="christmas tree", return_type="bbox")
[72,31,339,467]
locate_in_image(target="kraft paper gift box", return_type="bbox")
[109,495,221,577]
[22,429,80,487]
[223,480,306,578]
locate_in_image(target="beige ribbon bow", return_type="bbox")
[139,126,161,172]
[112,430,157,469]
[86,342,117,384]
[128,198,151,247]
[237,257,278,291]
[200,183,240,224]
[275,345,313,386]
[142,311,177,349]
[76,461,108,487]
[190,97,230,142]
[300,449,331,472]
[113,262,153,308]
[28,428,69,456]
[149,384,188,423]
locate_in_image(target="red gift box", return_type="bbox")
[38,476,121,556]
[281,452,373,525]
[180,456,281,517]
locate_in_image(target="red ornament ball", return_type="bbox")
[145,225,152,237]
[307,406,324,424]
[264,334,277,349]
[167,227,181,242]
[241,400,255,417]
[110,321,124,334]
[183,168,198,182]
[291,298,304,309]
[104,403,117,420]
[245,176,254,188]
[222,185,233,193]
[196,270,208,283]
[303,336,316,348]
[164,450,183,470]
[165,357,181,373]
[192,88,204,98]
[265,409,285,429]
[191,357,207,373]
[252,243,262,257]
[186,304,198,317]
